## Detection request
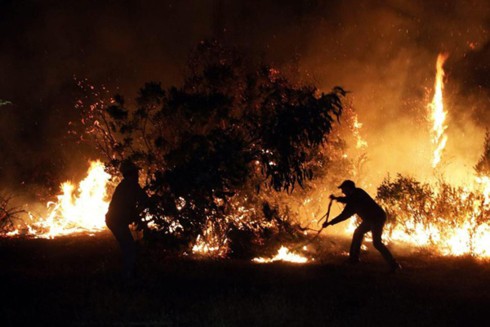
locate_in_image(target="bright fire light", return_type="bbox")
[353,114,368,149]
[253,246,309,263]
[429,53,449,168]
[3,53,489,263]
[341,53,490,259]
[27,160,111,238]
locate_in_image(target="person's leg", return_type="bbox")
[349,222,370,262]
[108,223,136,279]
[371,221,399,270]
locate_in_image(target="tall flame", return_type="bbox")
[429,53,449,168]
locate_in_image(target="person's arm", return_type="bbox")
[333,196,348,204]
[323,203,355,227]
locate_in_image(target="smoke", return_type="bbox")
[295,0,490,189]
[0,0,488,193]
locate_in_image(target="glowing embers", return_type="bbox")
[192,233,228,257]
[27,160,111,238]
[253,246,309,263]
[352,114,368,150]
[191,219,229,257]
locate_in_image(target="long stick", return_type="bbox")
[294,197,334,250]
[320,197,334,226]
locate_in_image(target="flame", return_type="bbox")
[27,160,111,238]
[191,219,228,257]
[3,54,488,264]
[345,182,490,258]
[353,114,368,149]
[349,174,490,258]
[429,53,449,168]
[192,234,227,256]
[253,246,309,263]
[386,219,490,258]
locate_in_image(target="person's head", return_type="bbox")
[338,179,355,195]
[120,159,139,178]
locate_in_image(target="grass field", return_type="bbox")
[1,231,489,326]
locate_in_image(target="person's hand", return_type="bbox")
[322,221,331,229]
[329,194,337,200]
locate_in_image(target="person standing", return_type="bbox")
[106,160,149,279]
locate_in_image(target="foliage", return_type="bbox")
[377,174,490,253]
[80,40,347,255]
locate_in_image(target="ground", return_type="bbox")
[1,231,489,326]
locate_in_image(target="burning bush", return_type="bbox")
[79,40,348,256]
[377,174,490,256]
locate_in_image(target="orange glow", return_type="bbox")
[341,53,490,259]
[3,53,489,263]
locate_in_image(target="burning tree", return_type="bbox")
[79,40,347,257]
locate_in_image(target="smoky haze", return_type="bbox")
[0,0,488,194]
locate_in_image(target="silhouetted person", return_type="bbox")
[106,160,149,280]
[323,180,401,273]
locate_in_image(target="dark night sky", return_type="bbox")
[0,0,488,191]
